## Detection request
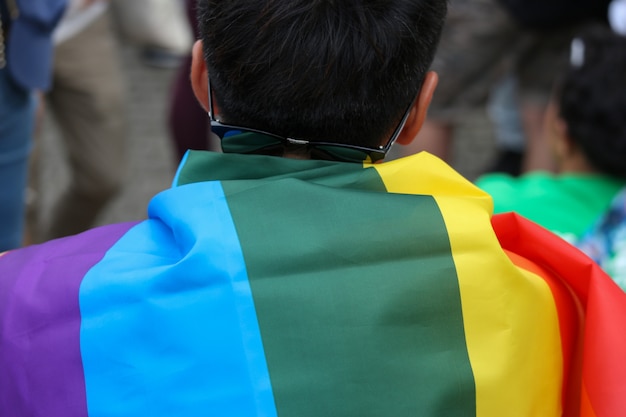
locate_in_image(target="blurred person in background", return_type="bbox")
[395,0,612,175]
[0,0,66,251]
[573,0,626,291]
[29,0,128,242]
[477,27,626,266]
[481,0,623,178]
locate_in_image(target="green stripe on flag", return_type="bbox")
[222,168,476,416]
[174,151,370,187]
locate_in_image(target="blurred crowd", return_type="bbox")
[1,0,626,289]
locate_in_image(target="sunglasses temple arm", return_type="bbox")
[207,77,216,120]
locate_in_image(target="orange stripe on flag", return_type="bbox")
[580,383,599,417]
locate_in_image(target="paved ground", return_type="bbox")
[37,43,497,231]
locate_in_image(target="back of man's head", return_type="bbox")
[197,0,447,149]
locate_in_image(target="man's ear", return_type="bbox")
[395,71,438,146]
[190,40,209,112]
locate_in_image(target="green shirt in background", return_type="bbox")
[476,173,625,243]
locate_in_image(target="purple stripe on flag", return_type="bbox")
[0,222,138,417]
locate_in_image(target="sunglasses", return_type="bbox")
[208,77,418,163]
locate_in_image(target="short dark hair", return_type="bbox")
[197,0,447,149]
[557,26,626,179]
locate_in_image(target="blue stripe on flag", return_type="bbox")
[171,150,190,186]
[79,182,278,417]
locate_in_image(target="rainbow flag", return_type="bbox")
[1,151,625,417]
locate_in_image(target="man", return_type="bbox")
[1,1,625,416]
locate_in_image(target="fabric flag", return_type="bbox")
[1,151,625,417]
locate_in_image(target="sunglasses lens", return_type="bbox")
[215,125,283,154]
[314,146,370,163]
[212,121,383,163]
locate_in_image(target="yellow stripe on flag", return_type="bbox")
[373,153,564,417]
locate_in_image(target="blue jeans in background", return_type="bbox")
[0,67,34,251]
